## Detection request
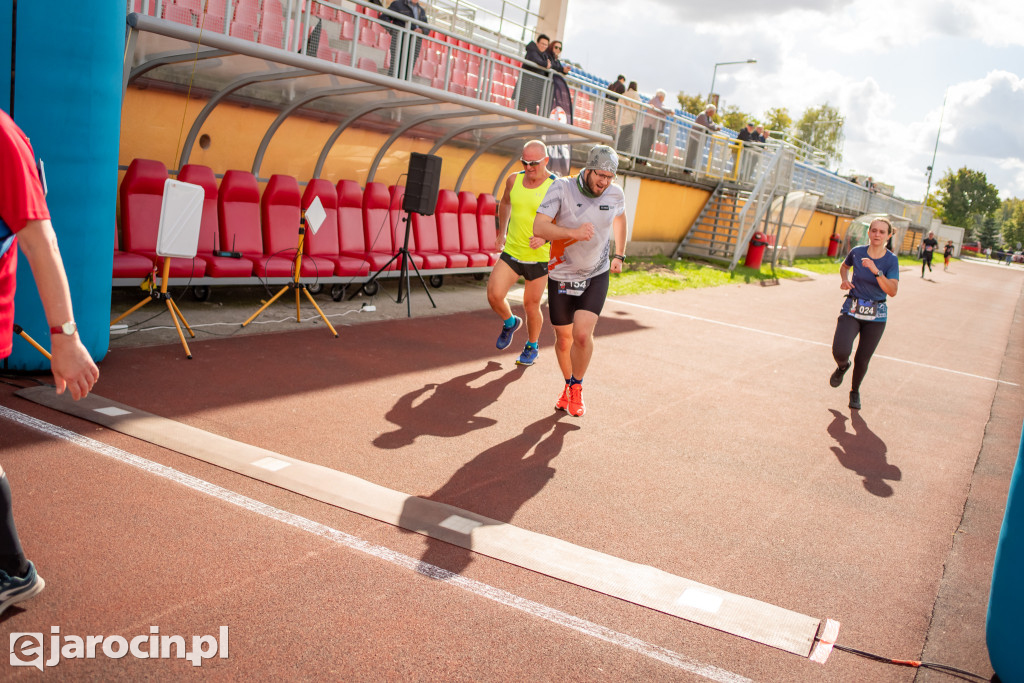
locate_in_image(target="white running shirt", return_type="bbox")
[536,175,626,282]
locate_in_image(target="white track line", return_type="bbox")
[607,299,1019,387]
[0,405,750,683]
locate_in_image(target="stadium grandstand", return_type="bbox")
[3,0,938,368]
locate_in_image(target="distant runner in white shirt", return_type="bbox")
[533,145,628,417]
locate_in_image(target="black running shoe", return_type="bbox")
[849,391,861,410]
[829,362,851,388]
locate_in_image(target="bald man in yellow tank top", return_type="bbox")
[487,140,557,366]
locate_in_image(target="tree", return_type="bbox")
[794,103,845,166]
[720,104,750,132]
[999,197,1024,250]
[975,213,1002,251]
[762,106,792,137]
[676,91,706,117]
[935,167,1001,229]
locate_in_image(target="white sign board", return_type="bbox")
[156,179,204,258]
[305,195,326,235]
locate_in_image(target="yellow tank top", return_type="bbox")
[506,171,554,262]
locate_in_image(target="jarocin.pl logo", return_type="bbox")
[10,626,228,670]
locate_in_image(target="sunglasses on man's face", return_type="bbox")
[520,158,543,166]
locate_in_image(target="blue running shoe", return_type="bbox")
[496,316,522,350]
[516,344,539,366]
[0,561,45,617]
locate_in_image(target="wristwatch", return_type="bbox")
[50,321,78,336]
[874,271,884,278]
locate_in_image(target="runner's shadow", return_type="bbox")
[826,408,901,497]
[399,413,580,575]
[374,361,521,448]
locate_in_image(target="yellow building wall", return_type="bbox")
[805,212,839,248]
[630,178,711,243]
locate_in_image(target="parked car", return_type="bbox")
[961,241,981,253]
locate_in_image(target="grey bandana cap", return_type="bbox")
[585,145,619,173]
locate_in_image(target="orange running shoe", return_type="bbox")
[566,383,585,417]
[555,385,569,411]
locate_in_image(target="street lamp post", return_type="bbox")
[708,59,757,103]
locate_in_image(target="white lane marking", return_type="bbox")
[607,298,1020,387]
[0,405,750,683]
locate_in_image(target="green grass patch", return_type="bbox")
[609,255,799,296]
[787,255,934,275]
[607,252,937,296]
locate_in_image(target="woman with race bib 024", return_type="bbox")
[829,218,900,410]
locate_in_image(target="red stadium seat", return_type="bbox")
[260,174,319,277]
[231,0,260,25]
[217,170,267,276]
[177,164,253,277]
[362,182,400,271]
[112,249,155,279]
[409,210,454,269]
[456,191,489,266]
[195,0,225,30]
[434,190,470,267]
[339,16,355,41]
[162,4,195,26]
[257,17,285,48]
[120,159,207,277]
[476,193,499,265]
[336,180,390,271]
[301,179,370,277]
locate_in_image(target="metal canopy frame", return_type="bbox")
[124,13,608,186]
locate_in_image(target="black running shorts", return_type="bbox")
[499,251,548,281]
[547,271,610,326]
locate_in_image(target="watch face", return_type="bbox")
[62,321,77,335]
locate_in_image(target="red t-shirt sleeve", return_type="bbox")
[0,111,51,234]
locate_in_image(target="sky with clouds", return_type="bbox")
[543,0,1024,202]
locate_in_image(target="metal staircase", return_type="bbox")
[670,183,748,262]
[672,147,797,270]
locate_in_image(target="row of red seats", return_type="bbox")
[113,159,499,283]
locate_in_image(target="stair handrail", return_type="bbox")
[727,147,786,270]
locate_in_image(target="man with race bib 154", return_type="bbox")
[533,145,628,417]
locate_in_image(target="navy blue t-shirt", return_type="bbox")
[841,245,899,320]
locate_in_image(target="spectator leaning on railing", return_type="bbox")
[616,80,641,153]
[685,103,720,171]
[602,75,626,136]
[384,0,429,78]
[637,88,672,165]
[518,33,552,115]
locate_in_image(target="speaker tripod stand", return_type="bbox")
[111,257,196,358]
[241,214,338,337]
[350,210,436,318]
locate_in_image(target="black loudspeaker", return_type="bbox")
[403,152,442,215]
